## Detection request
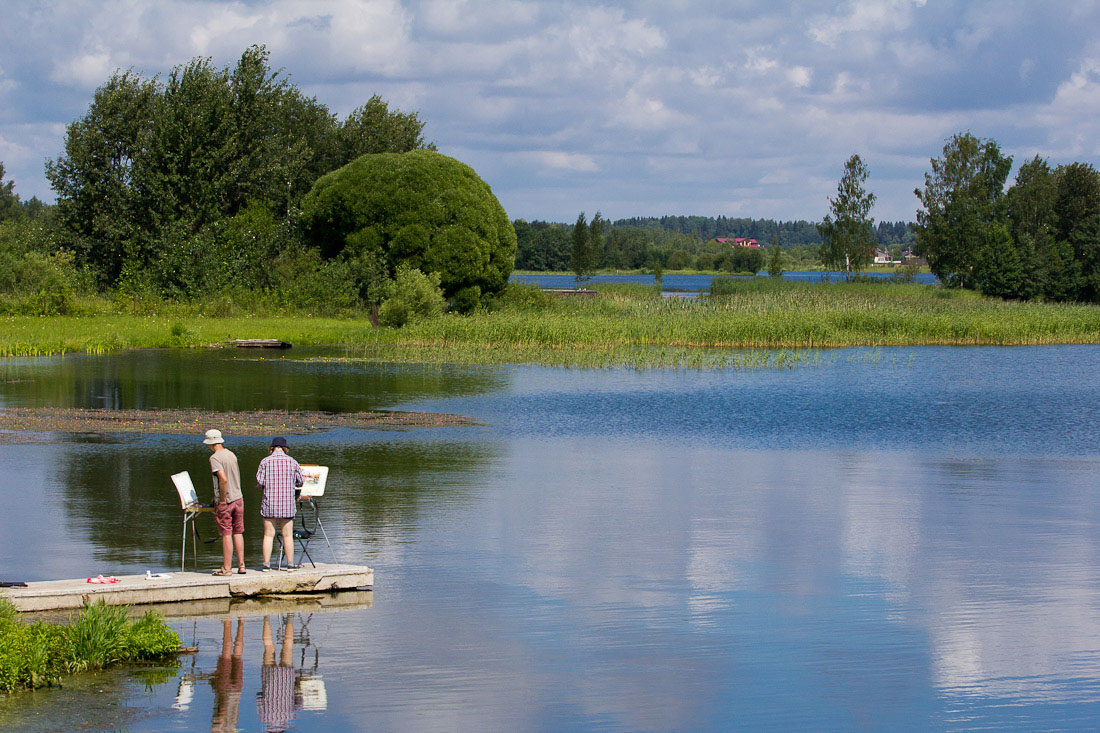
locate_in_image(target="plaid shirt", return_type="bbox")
[256,450,304,518]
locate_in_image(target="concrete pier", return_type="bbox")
[0,562,373,613]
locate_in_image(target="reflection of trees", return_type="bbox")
[0,348,504,412]
[57,438,494,570]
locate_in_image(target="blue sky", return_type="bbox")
[1,0,1098,224]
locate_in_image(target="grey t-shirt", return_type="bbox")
[209,448,242,503]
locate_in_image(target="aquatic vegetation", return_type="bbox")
[0,407,476,437]
[0,599,180,693]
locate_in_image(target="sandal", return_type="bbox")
[237,566,247,574]
[212,568,232,576]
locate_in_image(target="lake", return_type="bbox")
[512,270,939,291]
[1,346,1099,730]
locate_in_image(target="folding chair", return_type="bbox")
[277,465,335,568]
[171,471,214,572]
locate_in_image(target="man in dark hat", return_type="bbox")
[256,436,304,571]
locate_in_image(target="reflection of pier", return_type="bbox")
[1,563,373,612]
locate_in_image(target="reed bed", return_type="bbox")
[1,279,1098,363]
[0,599,179,692]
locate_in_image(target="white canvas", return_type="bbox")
[171,471,200,509]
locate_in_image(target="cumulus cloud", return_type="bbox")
[526,151,599,173]
[1,0,1099,221]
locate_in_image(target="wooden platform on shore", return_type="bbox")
[234,338,292,348]
[0,562,373,613]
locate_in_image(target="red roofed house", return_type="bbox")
[716,237,761,248]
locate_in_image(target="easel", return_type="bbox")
[171,471,214,571]
[278,465,337,568]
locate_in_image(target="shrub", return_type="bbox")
[449,285,482,314]
[378,298,409,327]
[379,264,445,327]
[498,282,554,310]
[300,150,517,301]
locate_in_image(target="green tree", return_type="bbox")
[45,70,157,284]
[767,238,784,278]
[913,132,1012,288]
[1005,157,1058,300]
[973,223,1023,298]
[300,150,516,300]
[818,154,876,278]
[47,45,433,292]
[0,163,22,222]
[588,211,605,274]
[1054,162,1100,244]
[1007,156,1057,242]
[650,257,664,288]
[723,246,765,274]
[339,95,434,163]
[571,212,591,288]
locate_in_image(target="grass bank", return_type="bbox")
[1,279,1098,364]
[0,599,179,693]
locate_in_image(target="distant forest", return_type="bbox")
[514,215,914,271]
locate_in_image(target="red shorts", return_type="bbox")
[215,498,244,536]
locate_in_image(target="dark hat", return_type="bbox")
[270,436,288,448]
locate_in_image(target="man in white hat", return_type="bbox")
[204,429,245,575]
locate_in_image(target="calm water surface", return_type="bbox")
[1,346,1099,730]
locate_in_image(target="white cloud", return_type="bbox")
[50,49,115,88]
[526,151,598,173]
[1,0,1099,220]
[786,65,812,88]
[809,0,924,46]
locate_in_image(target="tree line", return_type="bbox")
[914,133,1100,301]
[514,214,912,273]
[817,132,1100,299]
[0,45,435,314]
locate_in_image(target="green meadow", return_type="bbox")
[2,279,1099,366]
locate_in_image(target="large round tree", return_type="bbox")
[300,150,516,299]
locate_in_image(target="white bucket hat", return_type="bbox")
[203,429,224,445]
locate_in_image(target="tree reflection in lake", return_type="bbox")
[44,435,490,572]
[12,436,495,576]
[0,347,506,412]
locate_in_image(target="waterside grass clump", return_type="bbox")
[0,599,180,693]
[1,278,1099,363]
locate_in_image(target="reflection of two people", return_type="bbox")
[208,615,323,733]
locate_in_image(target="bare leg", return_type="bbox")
[233,533,245,569]
[280,519,295,565]
[262,519,276,564]
[220,535,233,573]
